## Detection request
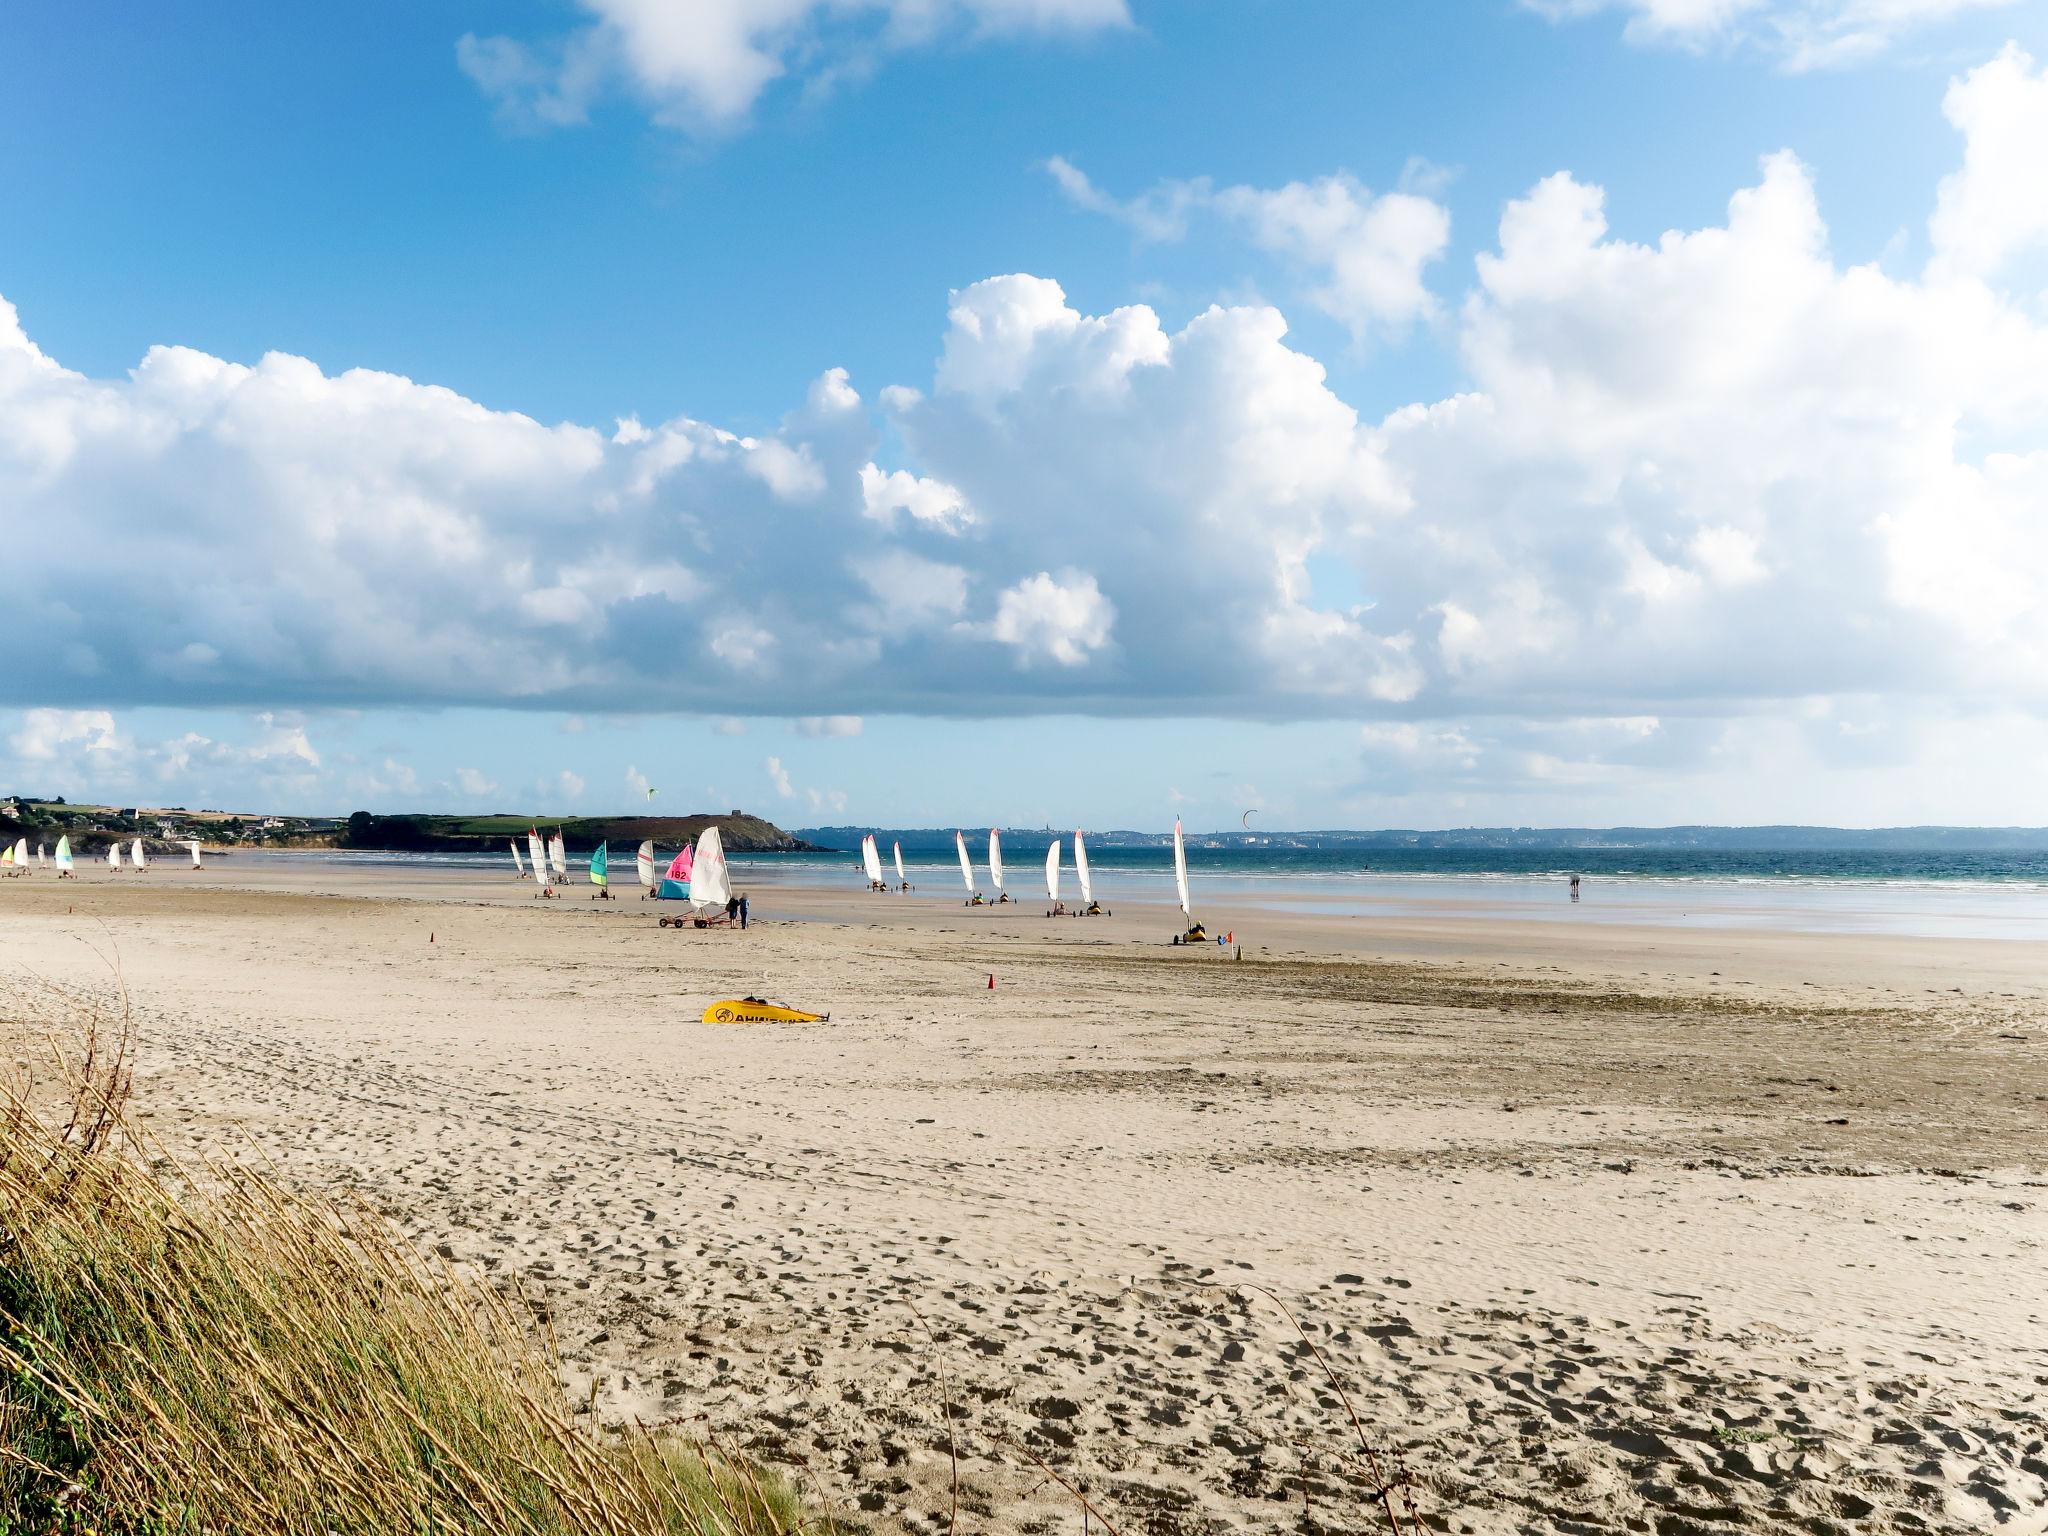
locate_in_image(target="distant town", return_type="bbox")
[0,797,344,852]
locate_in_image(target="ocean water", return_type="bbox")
[247,844,2048,940]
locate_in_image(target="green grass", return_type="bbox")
[0,1013,819,1536]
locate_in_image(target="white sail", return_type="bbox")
[956,831,974,892]
[1,842,12,867]
[1075,830,1092,905]
[55,836,72,872]
[526,830,547,885]
[188,839,203,870]
[109,842,123,870]
[893,841,906,886]
[636,840,656,888]
[691,825,731,910]
[861,834,884,886]
[548,832,567,877]
[1173,818,1190,919]
[1045,838,1061,903]
[510,839,525,876]
[131,838,147,871]
[10,838,25,867]
[35,842,46,868]
[989,829,1004,891]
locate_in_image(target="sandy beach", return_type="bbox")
[2,861,2043,1535]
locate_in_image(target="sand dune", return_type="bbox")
[2,869,2043,1534]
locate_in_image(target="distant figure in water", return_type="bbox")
[1569,873,1581,902]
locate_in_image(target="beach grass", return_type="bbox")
[0,1009,811,1536]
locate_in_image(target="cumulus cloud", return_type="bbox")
[455,767,500,799]
[859,463,975,532]
[11,708,123,763]
[764,755,795,798]
[1047,160,1451,341]
[1929,44,2048,282]
[1523,0,2018,70]
[461,0,1129,133]
[4,51,2047,746]
[987,571,1116,666]
[3,710,330,806]
[793,715,864,737]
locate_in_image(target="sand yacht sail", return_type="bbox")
[55,836,72,876]
[510,839,525,877]
[1045,838,1061,905]
[131,838,147,872]
[861,834,884,888]
[989,829,1004,895]
[893,840,907,889]
[548,832,567,880]
[1173,818,1199,938]
[636,840,656,891]
[956,831,974,895]
[691,825,731,916]
[1075,831,1092,908]
[188,840,203,870]
[108,842,122,871]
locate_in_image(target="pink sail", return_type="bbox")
[665,846,695,881]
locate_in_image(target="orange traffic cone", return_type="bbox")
[987,973,996,989]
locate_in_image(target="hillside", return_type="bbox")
[341,811,815,853]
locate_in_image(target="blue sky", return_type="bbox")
[4,0,2047,828]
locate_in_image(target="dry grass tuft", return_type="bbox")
[0,995,815,1536]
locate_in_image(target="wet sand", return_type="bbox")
[2,863,2043,1534]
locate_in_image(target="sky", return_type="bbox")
[3,0,2047,830]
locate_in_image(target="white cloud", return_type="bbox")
[554,769,585,802]
[859,463,974,532]
[1214,175,1451,341]
[1043,156,1210,242]
[624,764,653,800]
[987,571,1115,666]
[12,708,123,762]
[1523,0,2017,68]
[793,715,864,737]
[712,717,748,736]
[1048,160,1451,341]
[764,755,795,798]
[5,51,2047,751]
[1929,44,2048,282]
[455,767,500,799]
[804,785,849,814]
[461,0,1129,133]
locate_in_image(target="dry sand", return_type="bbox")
[2,862,2044,1535]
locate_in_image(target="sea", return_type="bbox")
[248,844,2048,942]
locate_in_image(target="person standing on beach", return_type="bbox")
[739,894,749,929]
[1570,873,1581,902]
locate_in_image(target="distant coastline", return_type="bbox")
[796,823,2048,853]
